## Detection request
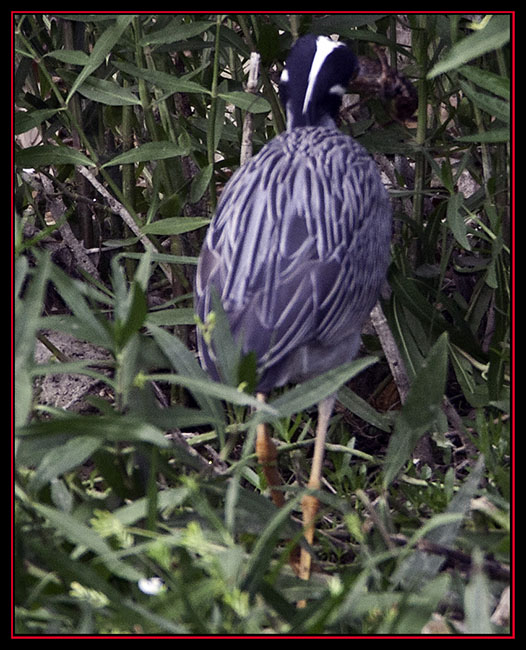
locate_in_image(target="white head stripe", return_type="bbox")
[302,36,344,115]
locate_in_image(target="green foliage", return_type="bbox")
[14,13,510,635]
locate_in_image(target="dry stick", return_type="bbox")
[76,165,173,282]
[27,171,102,282]
[370,302,410,404]
[240,52,260,166]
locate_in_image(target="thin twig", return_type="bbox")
[356,489,396,550]
[77,165,173,282]
[240,51,260,166]
[370,302,410,403]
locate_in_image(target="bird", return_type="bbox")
[195,34,392,594]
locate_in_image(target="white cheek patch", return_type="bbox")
[329,84,346,96]
[302,36,344,115]
[280,68,289,84]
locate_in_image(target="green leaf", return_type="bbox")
[337,385,392,432]
[19,414,170,448]
[147,324,225,426]
[242,496,301,596]
[146,307,196,326]
[141,217,210,236]
[208,287,243,387]
[459,80,510,123]
[218,91,271,114]
[114,60,209,95]
[458,65,510,100]
[427,14,510,78]
[46,49,91,65]
[29,435,102,492]
[464,548,494,633]
[65,14,135,104]
[31,502,144,581]
[14,108,62,135]
[457,127,510,143]
[101,141,190,167]
[62,72,140,106]
[392,456,485,587]
[31,359,115,390]
[146,373,279,415]
[270,357,378,419]
[114,280,147,350]
[388,267,481,360]
[189,164,214,204]
[15,144,95,169]
[383,332,449,487]
[48,262,110,347]
[14,254,51,428]
[447,192,471,251]
[139,18,214,45]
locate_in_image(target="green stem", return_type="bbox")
[207,15,223,211]
[411,15,429,264]
[146,446,159,531]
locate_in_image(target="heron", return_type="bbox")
[195,34,392,591]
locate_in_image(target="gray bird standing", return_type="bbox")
[195,34,392,590]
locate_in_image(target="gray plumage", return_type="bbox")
[195,125,391,392]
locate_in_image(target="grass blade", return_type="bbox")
[383,333,449,487]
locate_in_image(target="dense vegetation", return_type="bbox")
[14,13,511,636]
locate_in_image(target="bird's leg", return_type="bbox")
[298,394,336,587]
[255,392,285,508]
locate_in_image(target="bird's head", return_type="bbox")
[279,34,358,130]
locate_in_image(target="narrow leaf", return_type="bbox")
[383,332,449,487]
[30,435,102,492]
[337,385,392,432]
[218,91,271,114]
[189,165,214,204]
[458,65,510,100]
[49,262,109,347]
[148,324,225,426]
[392,456,485,587]
[270,357,378,419]
[141,217,210,236]
[46,49,91,65]
[70,75,140,106]
[15,145,95,169]
[114,61,209,95]
[146,307,196,326]
[14,108,62,135]
[115,281,147,349]
[427,15,510,78]
[19,415,170,448]
[459,80,510,123]
[14,255,51,428]
[32,503,144,581]
[464,548,495,633]
[65,15,135,103]
[447,192,471,251]
[146,373,279,415]
[139,19,214,45]
[102,141,190,167]
[457,127,510,143]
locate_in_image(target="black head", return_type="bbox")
[279,34,358,130]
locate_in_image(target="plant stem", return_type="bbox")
[207,15,222,211]
[411,15,429,264]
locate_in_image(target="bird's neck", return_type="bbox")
[286,111,337,131]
